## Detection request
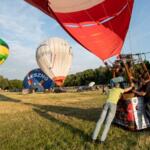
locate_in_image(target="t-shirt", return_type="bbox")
[107,88,124,104]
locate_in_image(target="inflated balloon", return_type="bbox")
[0,39,9,64]
[89,82,95,87]
[23,68,54,92]
[36,37,72,86]
[25,0,134,60]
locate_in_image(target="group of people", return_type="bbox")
[92,76,150,144]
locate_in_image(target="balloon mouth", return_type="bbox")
[53,76,65,86]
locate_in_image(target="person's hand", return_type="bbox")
[131,82,135,88]
[132,90,136,93]
[130,76,134,80]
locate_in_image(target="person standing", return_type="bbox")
[92,81,134,143]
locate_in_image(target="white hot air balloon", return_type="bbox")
[36,37,73,86]
[89,82,95,87]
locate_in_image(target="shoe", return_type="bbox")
[92,139,96,144]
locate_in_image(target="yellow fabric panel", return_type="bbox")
[0,45,9,55]
[107,88,124,104]
[0,59,5,65]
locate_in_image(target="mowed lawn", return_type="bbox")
[0,91,149,150]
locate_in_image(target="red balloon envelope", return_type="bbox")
[25,0,134,60]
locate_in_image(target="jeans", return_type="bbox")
[92,102,117,142]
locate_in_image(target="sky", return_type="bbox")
[0,0,150,80]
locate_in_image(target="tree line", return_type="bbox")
[0,75,22,90]
[64,60,150,87]
[64,66,112,86]
[0,67,112,90]
[0,60,150,90]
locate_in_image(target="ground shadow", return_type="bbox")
[0,93,100,141]
[30,104,102,122]
[0,94,21,103]
[33,107,90,142]
[0,93,101,122]
[0,93,149,147]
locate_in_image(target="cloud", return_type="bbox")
[122,0,150,55]
[69,43,103,74]
[0,1,47,45]
[0,41,38,80]
[0,0,48,79]
[0,0,103,79]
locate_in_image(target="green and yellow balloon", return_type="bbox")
[0,38,9,65]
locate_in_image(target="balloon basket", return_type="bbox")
[114,96,150,131]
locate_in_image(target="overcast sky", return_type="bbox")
[0,0,150,80]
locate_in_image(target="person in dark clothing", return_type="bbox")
[102,85,107,95]
[133,79,150,121]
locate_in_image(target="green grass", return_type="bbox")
[0,91,149,150]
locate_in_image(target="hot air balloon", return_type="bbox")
[36,37,73,86]
[23,68,54,92]
[25,0,134,60]
[0,38,9,65]
[89,82,95,88]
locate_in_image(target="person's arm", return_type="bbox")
[123,86,133,93]
[133,90,146,97]
[144,79,150,84]
[123,83,134,93]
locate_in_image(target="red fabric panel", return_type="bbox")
[66,25,123,59]
[127,103,135,121]
[56,0,128,23]
[25,0,54,18]
[25,0,134,60]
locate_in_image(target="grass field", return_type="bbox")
[0,91,149,150]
